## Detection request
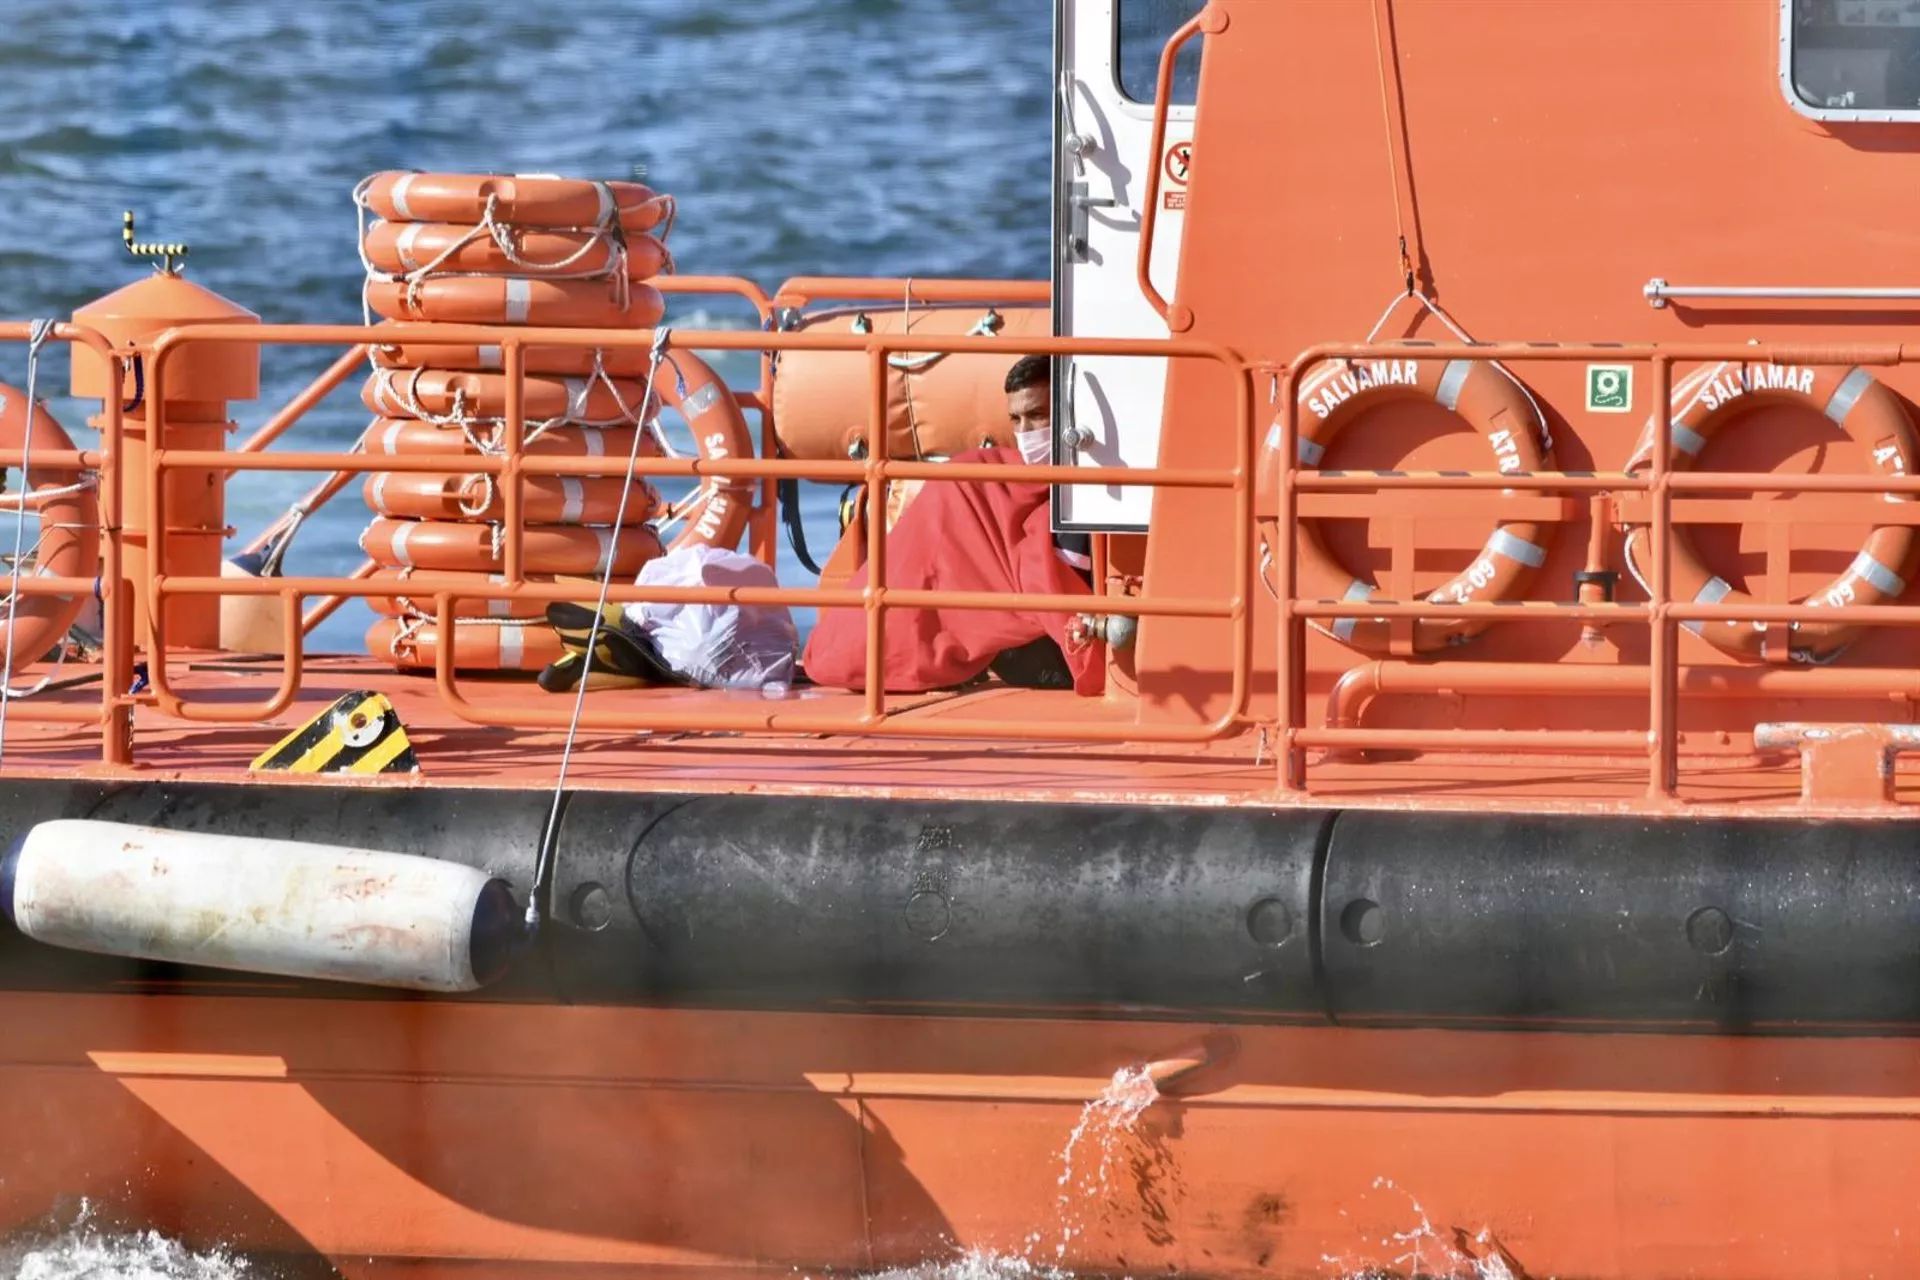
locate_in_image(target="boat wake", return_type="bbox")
[0,1200,251,1280]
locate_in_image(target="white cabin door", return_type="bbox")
[1052,0,1202,531]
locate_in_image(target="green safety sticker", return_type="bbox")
[1587,365,1632,413]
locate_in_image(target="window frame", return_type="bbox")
[1109,0,1204,119]
[1779,0,1920,124]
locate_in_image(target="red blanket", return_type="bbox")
[802,448,1102,695]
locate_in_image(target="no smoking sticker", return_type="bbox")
[1163,141,1191,186]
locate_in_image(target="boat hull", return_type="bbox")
[8,994,1920,1278]
[9,780,1920,1275]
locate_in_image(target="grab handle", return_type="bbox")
[1136,5,1222,331]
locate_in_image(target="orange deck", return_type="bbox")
[0,649,1911,816]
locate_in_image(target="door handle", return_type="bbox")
[1067,182,1117,263]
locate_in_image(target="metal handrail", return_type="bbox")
[1645,279,1920,308]
[139,322,1254,746]
[1135,8,1215,329]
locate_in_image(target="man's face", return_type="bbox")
[1007,383,1050,437]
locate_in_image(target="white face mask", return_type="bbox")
[1016,427,1053,466]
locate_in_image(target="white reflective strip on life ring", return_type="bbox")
[388,520,416,567]
[395,222,427,272]
[1298,438,1325,466]
[681,382,721,420]
[564,378,593,420]
[498,623,523,669]
[370,473,391,515]
[1331,578,1375,642]
[593,182,615,225]
[1849,549,1905,597]
[1682,575,1732,636]
[1434,360,1473,412]
[582,429,605,457]
[477,344,502,370]
[504,278,532,324]
[486,574,513,618]
[380,419,404,454]
[560,478,585,524]
[389,174,420,220]
[1825,368,1875,424]
[1671,423,1708,457]
[594,526,615,573]
[1486,527,1547,568]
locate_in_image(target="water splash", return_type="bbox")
[860,1250,1077,1280]
[0,1199,252,1280]
[1319,1177,1525,1280]
[1029,1064,1161,1263]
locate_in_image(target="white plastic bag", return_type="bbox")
[623,545,798,690]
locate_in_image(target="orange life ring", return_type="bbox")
[0,388,97,667]
[369,333,659,378]
[363,470,663,525]
[1257,355,1559,653]
[366,570,553,621]
[360,517,664,576]
[658,351,755,554]
[364,277,664,328]
[359,171,672,232]
[363,367,653,424]
[361,221,670,281]
[366,616,564,673]
[1622,361,1920,663]
[364,417,652,460]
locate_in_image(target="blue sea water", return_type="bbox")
[0,0,1052,651]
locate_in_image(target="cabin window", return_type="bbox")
[1784,0,1920,120]
[1115,0,1204,105]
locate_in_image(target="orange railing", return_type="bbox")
[16,317,1920,786]
[1268,340,1920,800]
[131,319,1252,746]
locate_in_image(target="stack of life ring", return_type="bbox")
[353,171,756,672]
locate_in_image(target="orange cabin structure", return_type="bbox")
[8,2,1920,1277]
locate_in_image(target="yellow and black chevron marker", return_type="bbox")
[250,691,420,775]
[122,210,189,275]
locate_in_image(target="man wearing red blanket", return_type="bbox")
[801,357,1103,696]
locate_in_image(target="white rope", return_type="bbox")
[525,327,672,938]
[0,319,55,757]
[898,277,926,458]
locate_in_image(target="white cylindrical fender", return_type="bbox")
[0,820,521,992]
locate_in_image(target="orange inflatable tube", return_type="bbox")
[364,417,653,460]
[364,277,664,328]
[358,171,672,232]
[363,367,653,424]
[359,517,664,576]
[363,470,663,525]
[771,304,1050,460]
[367,616,564,672]
[1622,361,1920,663]
[362,221,670,281]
